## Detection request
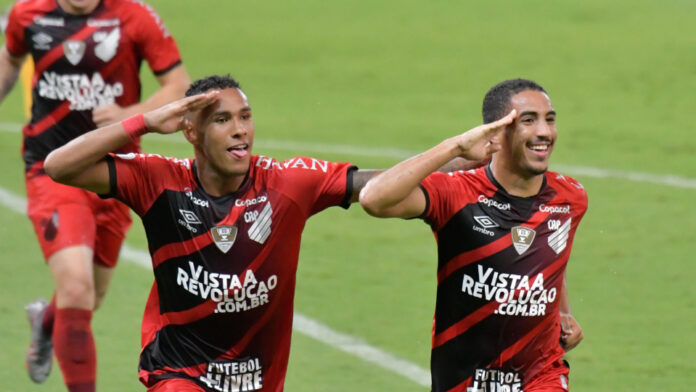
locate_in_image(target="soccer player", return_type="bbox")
[42,75,387,391]
[359,79,587,391]
[0,0,189,390]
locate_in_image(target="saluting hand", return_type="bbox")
[143,90,220,134]
[454,109,516,161]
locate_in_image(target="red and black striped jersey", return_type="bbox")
[104,153,356,392]
[420,165,588,392]
[4,0,181,172]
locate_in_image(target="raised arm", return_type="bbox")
[92,65,191,127]
[0,45,24,104]
[359,110,517,218]
[44,91,219,194]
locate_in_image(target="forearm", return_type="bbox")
[349,169,382,203]
[360,137,460,212]
[559,277,571,314]
[44,119,134,183]
[0,47,22,104]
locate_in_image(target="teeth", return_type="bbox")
[529,145,548,151]
[229,145,247,151]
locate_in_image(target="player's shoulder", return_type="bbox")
[107,0,153,13]
[7,0,54,23]
[254,155,336,175]
[109,0,169,30]
[546,170,588,205]
[114,152,192,172]
[426,166,490,188]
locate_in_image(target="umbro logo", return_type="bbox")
[473,215,499,229]
[178,209,201,233]
[32,32,53,50]
[472,215,498,237]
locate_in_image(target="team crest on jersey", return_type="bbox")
[94,27,120,62]
[211,225,238,253]
[548,218,572,254]
[63,40,86,65]
[247,202,273,244]
[511,226,536,255]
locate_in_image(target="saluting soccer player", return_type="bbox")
[41,75,390,391]
[360,79,587,392]
[0,0,189,390]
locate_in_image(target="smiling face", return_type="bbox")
[189,87,254,180]
[497,89,557,179]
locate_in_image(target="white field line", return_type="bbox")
[2,121,695,190]
[0,184,431,387]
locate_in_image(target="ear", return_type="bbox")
[181,117,199,145]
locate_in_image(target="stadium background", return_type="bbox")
[1,0,695,390]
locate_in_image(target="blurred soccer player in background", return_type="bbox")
[0,0,189,390]
[360,79,587,391]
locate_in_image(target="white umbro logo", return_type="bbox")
[179,209,201,225]
[473,215,499,229]
[178,209,201,233]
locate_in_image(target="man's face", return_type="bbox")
[194,88,254,178]
[500,90,557,178]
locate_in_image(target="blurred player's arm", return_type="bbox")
[45,91,218,194]
[359,110,516,218]
[559,276,583,351]
[0,45,24,104]
[92,65,191,127]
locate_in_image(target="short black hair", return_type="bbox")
[482,78,546,123]
[185,75,241,97]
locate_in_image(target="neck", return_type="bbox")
[56,0,100,15]
[195,158,247,197]
[489,159,545,197]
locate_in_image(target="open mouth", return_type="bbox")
[227,144,249,159]
[527,141,553,155]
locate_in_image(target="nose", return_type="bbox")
[536,119,554,139]
[231,118,248,137]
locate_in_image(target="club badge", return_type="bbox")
[94,27,120,62]
[511,226,536,255]
[63,40,85,65]
[211,225,238,253]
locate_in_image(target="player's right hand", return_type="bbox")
[143,90,220,134]
[453,109,516,161]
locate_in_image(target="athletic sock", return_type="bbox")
[41,295,56,337]
[53,308,96,392]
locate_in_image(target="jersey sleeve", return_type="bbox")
[275,157,357,216]
[129,1,182,75]
[103,153,177,216]
[420,171,476,230]
[4,4,29,56]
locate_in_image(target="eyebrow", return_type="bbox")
[519,110,556,117]
[211,107,252,117]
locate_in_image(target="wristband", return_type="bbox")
[122,114,148,142]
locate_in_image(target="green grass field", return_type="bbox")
[2,0,696,390]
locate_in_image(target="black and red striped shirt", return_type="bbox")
[420,165,588,392]
[5,0,181,172]
[105,153,355,391]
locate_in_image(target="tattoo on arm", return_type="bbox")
[350,169,382,203]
